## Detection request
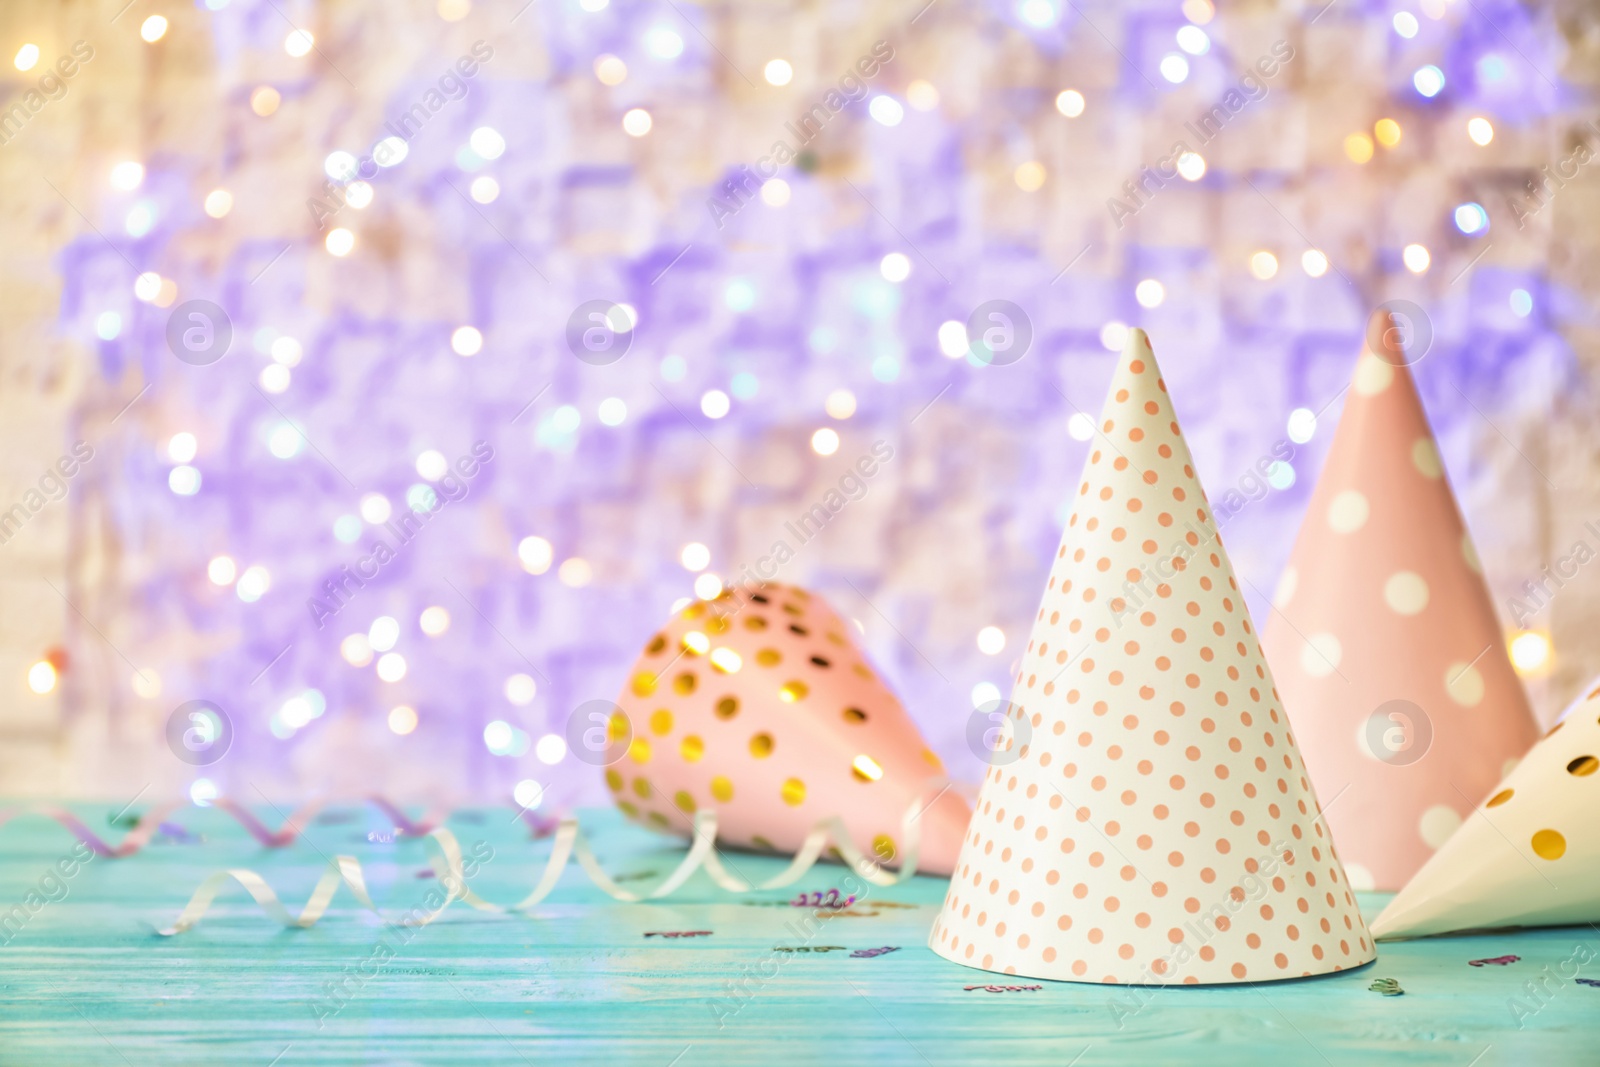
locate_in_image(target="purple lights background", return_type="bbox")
[24,0,1598,807]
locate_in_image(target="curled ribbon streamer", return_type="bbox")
[158,782,949,934]
[0,795,548,858]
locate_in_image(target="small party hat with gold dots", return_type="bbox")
[928,329,1374,985]
[608,583,971,874]
[1372,692,1599,939]
[1262,310,1539,892]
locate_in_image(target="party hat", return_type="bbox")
[929,330,1373,985]
[607,582,970,874]
[1372,694,1598,939]
[1262,310,1539,891]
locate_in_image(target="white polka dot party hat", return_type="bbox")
[929,329,1374,985]
[1371,690,1598,939]
[1262,310,1539,892]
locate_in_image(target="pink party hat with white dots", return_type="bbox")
[929,329,1374,986]
[1372,691,1598,939]
[1263,310,1539,892]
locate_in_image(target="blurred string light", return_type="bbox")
[1182,0,1214,23]
[1135,279,1164,308]
[125,202,156,238]
[760,178,790,206]
[388,705,418,735]
[141,15,169,42]
[451,325,483,356]
[535,735,567,765]
[470,127,505,160]
[724,278,757,311]
[680,542,710,571]
[1100,320,1128,351]
[95,312,121,340]
[937,320,968,358]
[324,150,357,180]
[519,535,553,574]
[325,228,354,256]
[1176,152,1206,180]
[730,372,758,400]
[976,626,1006,655]
[598,397,627,426]
[1509,630,1551,675]
[1467,116,1494,145]
[1403,243,1431,273]
[694,572,723,600]
[811,427,840,455]
[259,364,290,393]
[285,29,314,58]
[825,388,856,419]
[470,176,499,203]
[1374,118,1402,147]
[646,27,684,59]
[271,336,302,366]
[14,44,40,71]
[251,86,281,116]
[27,660,57,694]
[168,432,198,463]
[559,557,592,587]
[1265,461,1296,490]
[1159,54,1189,83]
[515,778,548,807]
[237,565,270,602]
[1510,288,1533,317]
[1454,201,1488,235]
[267,423,304,459]
[868,96,904,126]
[1017,0,1059,28]
[763,58,792,86]
[132,670,161,699]
[169,465,202,495]
[1393,11,1419,37]
[190,779,219,806]
[1249,250,1279,280]
[1014,161,1046,191]
[701,389,730,418]
[880,252,911,282]
[375,136,407,166]
[368,616,399,652]
[1301,249,1330,277]
[419,606,450,635]
[110,161,144,190]
[341,633,373,666]
[344,181,373,209]
[622,108,652,136]
[376,652,407,682]
[415,449,448,480]
[504,673,537,705]
[438,0,471,20]
[1287,407,1317,443]
[1176,25,1209,54]
[971,681,1001,708]
[359,493,391,524]
[204,189,233,217]
[1413,65,1445,97]
[1055,89,1085,117]
[906,80,939,110]
[1345,132,1375,164]
[1068,413,1096,441]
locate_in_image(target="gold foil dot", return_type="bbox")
[681,632,709,656]
[710,648,742,674]
[1531,828,1566,860]
[605,769,624,792]
[752,834,775,850]
[682,603,705,620]
[673,790,696,814]
[711,775,734,802]
[853,664,872,679]
[649,709,673,735]
[810,656,831,668]
[852,754,884,782]
[843,707,867,724]
[632,777,652,799]
[923,748,945,770]
[628,738,652,764]
[646,634,667,654]
[1486,788,1513,807]
[750,732,774,758]
[789,623,809,636]
[826,631,846,646]
[680,735,704,762]
[780,681,809,703]
[673,671,697,695]
[789,587,809,600]
[1567,755,1597,776]
[618,801,639,817]
[780,777,807,806]
[782,603,803,615]
[631,671,657,697]
[756,649,781,667]
[715,697,739,719]
[873,834,897,862]
[647,811,669,829]
[706,615,730,634]
[608,712,630,742]
[750,593,770,605]
[744,616,768,630]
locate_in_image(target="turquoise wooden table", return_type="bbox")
[1,803,1594,1066]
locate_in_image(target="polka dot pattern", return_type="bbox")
[1372,688,1600,940]
[611,582,972,874]
[1263,311,1539,891]
[929,329,1374,985]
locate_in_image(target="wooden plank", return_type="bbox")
[0,804,1593,1065]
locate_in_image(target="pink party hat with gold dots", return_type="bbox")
[929,329,1374,986]
[1263,310,1539,892]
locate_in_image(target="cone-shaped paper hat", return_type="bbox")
[1262,311,1539,891]
[930,330,1373,985]
[1372,694,1597,939]
[609,582,970,874]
